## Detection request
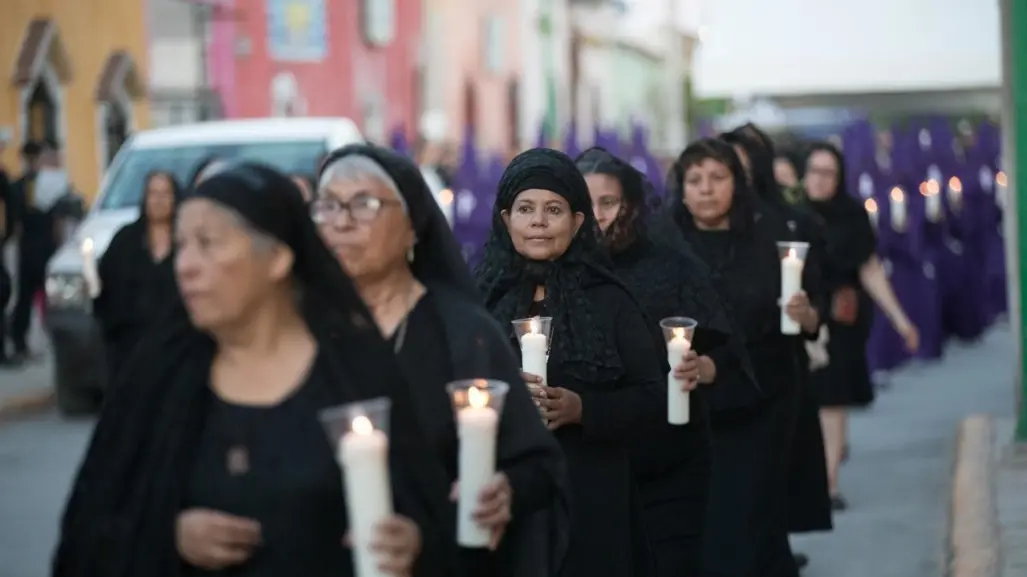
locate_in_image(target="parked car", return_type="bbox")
[44,117,364,414]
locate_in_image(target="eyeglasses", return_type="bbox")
[311,195,400,224]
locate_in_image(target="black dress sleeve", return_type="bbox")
[579,289,666,442]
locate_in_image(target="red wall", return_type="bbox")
[231,0,421,136]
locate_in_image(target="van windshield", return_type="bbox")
[97,140,327,210]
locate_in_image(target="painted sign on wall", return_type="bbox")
[266,0,328,61]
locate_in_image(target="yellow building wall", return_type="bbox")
[0,0,151,200]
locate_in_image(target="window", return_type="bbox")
[98,140,328,209]
[363,0,395,47]
[482,15,505,73]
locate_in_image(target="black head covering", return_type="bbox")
[319,143,478,300]
[56,163,454,577]
[723,124,787,206]
[187,154,232,189]
[474,147,629,383]
[575,146,652,249]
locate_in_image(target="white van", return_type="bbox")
[44,117,364,414]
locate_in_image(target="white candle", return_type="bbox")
[925,191,942,222]
[81,237,101,298]
[889,187,907,230]
[947,177,963,214]
[455,387,500,547]
[780,248,804,335]
[519,318,548,385]
[864,198,879,229]
[438,188,455,228]
[666,328,691,425]
[339,416,393,577]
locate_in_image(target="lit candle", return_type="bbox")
[947,176,963,214]
[997,171,1008,210]
[455,386,500,547]
[519,317,548,385]
[437,188,455,228]
[889,186,907,231]
[81,237,101,298]
[339,416,393,577]
[864,198,879,229]
[780,248,804,335]
[922,181,942,222]
[666,327,692,425]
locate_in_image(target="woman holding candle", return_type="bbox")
[576,146,757,576]
[55,163,454,577]
[722,125,834,569]
[314,144,570,577]
[801,141,919,510]
[654,138,821,577]
[93,170,182,389]
[474,148,667,577]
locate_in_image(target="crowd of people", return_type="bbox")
[52,122,919,577]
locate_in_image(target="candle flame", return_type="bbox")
[927,180,940,195]
[672,327,685,340]
[997,171,1008,187]
[864,198,878,213]
[468,386,489,409]
[948,176,962,193]
[890,187,905,202]
[439,188,454,205]
[81,237,94,253]
[529,317,540,335]
[918,181,928,195]
[352,415,374,435]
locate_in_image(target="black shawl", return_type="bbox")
[54,164,456,577]
[473,148,633,384]
[575,147,754,380]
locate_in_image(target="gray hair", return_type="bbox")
[317,154,408,214]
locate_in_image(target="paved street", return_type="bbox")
[0,325,1018,577]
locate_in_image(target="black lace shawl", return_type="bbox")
[474,147,632,384]
[54,164,456,577]
[575,147,754,379]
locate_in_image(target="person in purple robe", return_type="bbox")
[800,141,918,510]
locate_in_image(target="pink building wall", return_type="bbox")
[207,0,421,135]
[434,0,522,153]
[207,0,239,118]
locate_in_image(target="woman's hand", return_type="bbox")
[176,508,262,570]
[367,515,421,577]
[672,350,701,391]
[697,355,717,384]
[450,472,513,550]
[525,373,548,418]
[541,386,582,430]
[896,320,920,352]
[786,291,818,332]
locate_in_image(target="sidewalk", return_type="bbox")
[792,324,1016,577]
[0,318,55,420]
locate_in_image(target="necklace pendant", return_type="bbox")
[227,445,250,476]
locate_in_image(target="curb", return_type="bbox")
[947,414,1000,577]
[0,387,55,421]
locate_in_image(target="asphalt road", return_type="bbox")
[0,325,1017,577]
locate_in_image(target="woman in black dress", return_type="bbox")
[800,141,917,509]
[475,148,666,577]
[722,126,834,565]
[55,163,455,577]
[94,170,181,387]
[577,147,756,576]
[314,143,570,577]
[654,138,821,577]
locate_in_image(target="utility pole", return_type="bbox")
[1002,0,1027,443]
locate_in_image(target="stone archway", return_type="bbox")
[12,18,72,147]
[95,50,144,169]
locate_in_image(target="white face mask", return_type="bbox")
[33,168,69,212]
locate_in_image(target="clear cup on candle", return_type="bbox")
[777,241,810,335]
[319,398,394,577]
[446,379,510,547]
[660,317,698,425]
[512,316,553,423]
